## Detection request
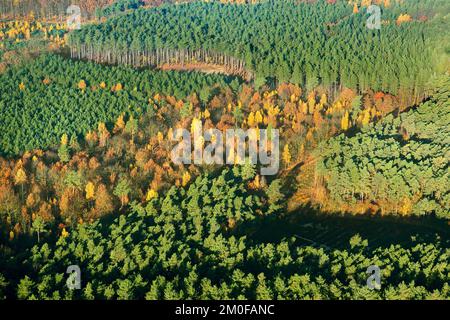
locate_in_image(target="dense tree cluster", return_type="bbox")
[0,0,191,20]
[1,50,432,246]
[95,0,146,18]
[0,168,448,300]
[1,70,411,242]
[314,76,450,218]
[0,0,114,20]
[69,0,447,99]
[0,54,241,155]
[0,0,448,301]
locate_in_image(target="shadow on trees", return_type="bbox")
[245,204,450,250]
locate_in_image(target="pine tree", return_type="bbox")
[17,276,34,300]
[241,161,256,181]
[266,180,284,213]
[58,134,70,163]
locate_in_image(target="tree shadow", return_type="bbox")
[247,204,450,249]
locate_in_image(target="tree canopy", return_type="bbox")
[1,167,449,300]
[0,54,241,155]
[315,76,450,218]
[69,0,448,97]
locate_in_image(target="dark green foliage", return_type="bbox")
[0,274,7,299]
[96,0,146,18]
[266,179,284,214]
[1,168,449,300]
[70,0,448,94]
[0,54,241,156]
[315,76,450,218]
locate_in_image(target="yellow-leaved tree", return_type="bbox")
[85,182,95,200]
[15,167,27,199]
[114,114,126,133]
[397,14,412,25]
[61,227,69,238]
[341,111,350,131]
[61,133,68,146]
[320,93,327,106]
[182,172,191,187]
[282,144,291,167]
[360,109,371,126]
[146,189,158,201]
[114,83,123,92]
[15,168,27,186]
[191,117,202,133]
[255,111,263,124]
[157,132,164,144]
[248,112,255,127]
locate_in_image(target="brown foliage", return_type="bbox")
[94,184,114,218]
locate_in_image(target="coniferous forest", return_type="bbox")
[0,0,449,303]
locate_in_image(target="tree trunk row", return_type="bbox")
[70,45,254,81]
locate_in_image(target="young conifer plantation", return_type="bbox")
[0,0,448,305]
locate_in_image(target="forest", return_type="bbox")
[0,0,115,20]
[95,0,147,18]
[0,54,241,155]
[314,77,449,218]
[68,0,449,101]
[1,167,449,300]
[0,0,448,301]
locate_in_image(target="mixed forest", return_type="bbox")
[0,0,449,300]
